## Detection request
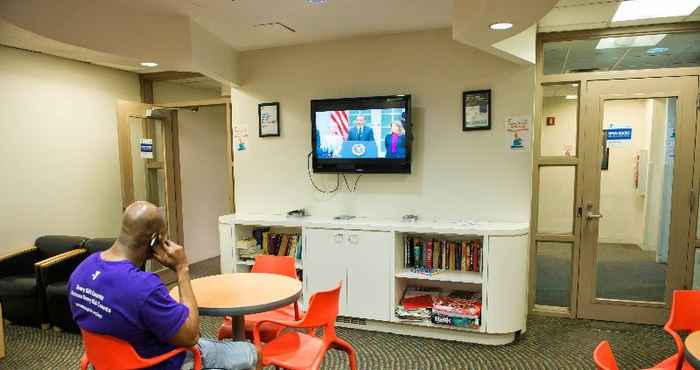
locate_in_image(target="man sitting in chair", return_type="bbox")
[69,201,260,370]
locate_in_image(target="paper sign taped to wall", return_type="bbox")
[606,123,632,148]
[505,116,531,152]
[233,126,249,152]
[139,138,153,159]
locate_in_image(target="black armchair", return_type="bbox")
[38,237,115,332]
[0,235,86,327]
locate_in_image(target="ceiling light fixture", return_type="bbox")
[647,47,670,55]
[307,0,327,4]
[612,0,700,22]
[140,62,158,68]
[595,34,666,49]
[489,22,513,30]
[565,95,578,100]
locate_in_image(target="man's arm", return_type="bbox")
[153,240,200,347]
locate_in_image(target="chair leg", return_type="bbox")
[332,338,357,370]
[79,354,89,370]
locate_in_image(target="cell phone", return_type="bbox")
[149,233,160,249]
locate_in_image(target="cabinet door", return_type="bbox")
[345,230,394,321]
[303,228,349,315]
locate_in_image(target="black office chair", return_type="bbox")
[0,235,87,327]
[39,237,116,332]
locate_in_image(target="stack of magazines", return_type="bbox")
[395,286,481,329]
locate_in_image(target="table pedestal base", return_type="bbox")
[232,315,246,341]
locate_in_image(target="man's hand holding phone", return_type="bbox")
[153,239,189,273]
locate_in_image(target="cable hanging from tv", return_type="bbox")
[307,152,339,194]
[342,174,362,193]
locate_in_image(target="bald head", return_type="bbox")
[118,201,167,250]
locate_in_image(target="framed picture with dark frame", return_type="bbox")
[258,102,280,137]
[462,89,491,131]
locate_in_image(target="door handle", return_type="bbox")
[586,212,603,220]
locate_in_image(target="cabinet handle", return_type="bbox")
[334,233,344,243]
[348,234,359,245]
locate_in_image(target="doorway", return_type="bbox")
[532,29,700,325]
[116,101,182,274]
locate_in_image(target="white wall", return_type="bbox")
[599,100,650,245]
[537,96,577,234]
[153,83,228,263]
[0,46,140,253]
[153,81,221,103]
[231,29,533,221]
[177,106,229,263]
[642,99,667,252]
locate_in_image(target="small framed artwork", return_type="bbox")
[258,102,280,137]
[463,89,491,131]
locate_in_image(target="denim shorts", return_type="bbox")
[181,338,257,370]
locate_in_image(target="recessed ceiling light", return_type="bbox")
[140,62,158,68]
[307,0,327,4]
[595,34,666,49]
[489,22,513,30]
[612,0,700,22]
[565,95,578,100]
[571,83,579,87]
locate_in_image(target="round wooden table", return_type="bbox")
[687,331,700,370]
[170,273,302,341]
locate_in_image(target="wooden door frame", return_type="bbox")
[116,101,184,244]
[531,22,700,319]
[156,98,235,214]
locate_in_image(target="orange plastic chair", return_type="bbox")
[594,341,620,370]
[217,255,301,342]
[79,329,202,370]
[252,283,357,370]
[662,290,700,370]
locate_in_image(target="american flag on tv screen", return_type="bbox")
[330,110,349,140]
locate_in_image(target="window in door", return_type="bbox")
[531,83,582,314]
[593,98,676,303]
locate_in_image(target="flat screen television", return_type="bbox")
[311,94,411,173]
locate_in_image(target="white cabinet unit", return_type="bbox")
[219,214,529,345]
[304,228,393,322]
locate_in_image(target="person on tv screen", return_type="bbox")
[385,121,407,158]
[347,115,374,141]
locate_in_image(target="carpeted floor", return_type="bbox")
[0,315,676,370]
[536,243,667,307]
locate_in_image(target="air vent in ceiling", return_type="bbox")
[253,22,296,33]
[568,68,600,73]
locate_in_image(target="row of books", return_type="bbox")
[404,237,483,273]
[395,286,481,329]
[239,228,303,260]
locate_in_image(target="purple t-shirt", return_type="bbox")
[68,253,189,370]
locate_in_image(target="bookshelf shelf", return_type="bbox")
[391,318,483,333]
[395,270,482,284]
[238,258,303,270]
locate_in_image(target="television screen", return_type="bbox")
[311,95,411,173]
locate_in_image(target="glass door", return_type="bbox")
[577,76,698,324]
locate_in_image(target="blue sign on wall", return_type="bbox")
[606,124,632,147]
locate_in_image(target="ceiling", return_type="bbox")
[543,31,700,74]
[153,0,454,51]
[539,0,700,33]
